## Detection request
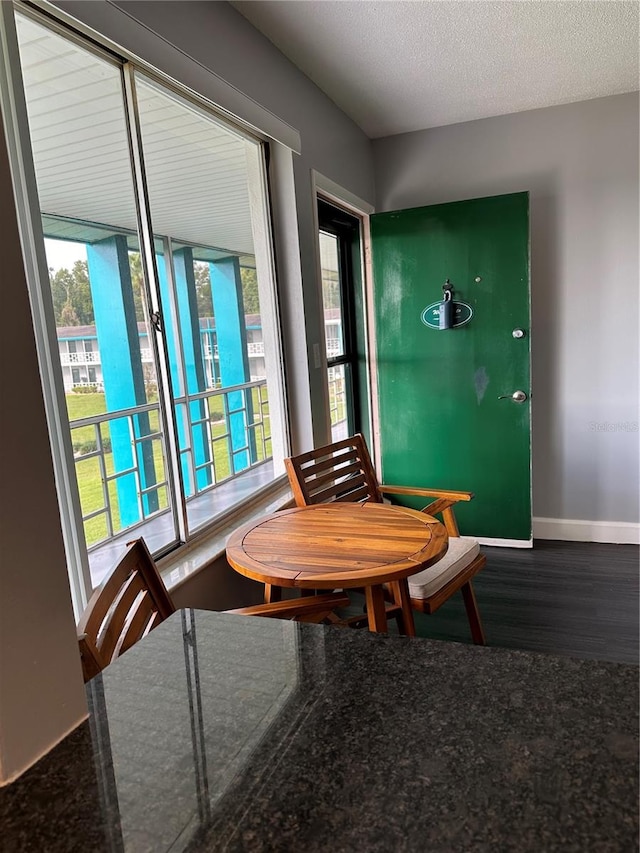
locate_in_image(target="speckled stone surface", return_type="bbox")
[1,610,637,852]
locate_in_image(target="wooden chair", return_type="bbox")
[77,538,349,682]
[284,433,486,644]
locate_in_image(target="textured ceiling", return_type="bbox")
[232,1,640,138]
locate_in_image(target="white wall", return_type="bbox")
[373,94,639,535]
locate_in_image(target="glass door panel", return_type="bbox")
[319,232,344,359]
[133,73,279,534]
[14,13,178,585]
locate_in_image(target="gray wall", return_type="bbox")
[373,93,639,525]
[0,126,87,784]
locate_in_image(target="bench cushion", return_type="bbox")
[408,536,480,599]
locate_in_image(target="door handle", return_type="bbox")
[498,390,528,403]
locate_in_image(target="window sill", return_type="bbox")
[87,465,293,589]
[157,480,294,592]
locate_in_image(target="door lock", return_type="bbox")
[498,390,528,403]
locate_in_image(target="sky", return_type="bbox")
[45,238,87,272]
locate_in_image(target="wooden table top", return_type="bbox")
[226,502,449,590]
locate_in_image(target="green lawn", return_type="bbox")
[67,390,270,547]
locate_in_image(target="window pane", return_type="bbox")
[15,14,179,585]
[134,74,280,534]
[328,364,350,442]
[319,231,344,358]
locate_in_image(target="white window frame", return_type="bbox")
[0,2,293,614]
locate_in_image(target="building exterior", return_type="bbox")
[57,311,342,392]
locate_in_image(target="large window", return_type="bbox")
[6,10,287,598]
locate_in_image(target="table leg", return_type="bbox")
[391,579,416,638]
[263,584,282,604]
[365,584,388,633]
[461,581,486,645]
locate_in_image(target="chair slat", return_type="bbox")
[130,538,175,620]
[96,570,146,662]
[79,558,138,640]
[312,476,368,503]
[298,447,360,479]
[113,591,156,660]
[307,474,368,503]
[142,610,162,638]
[305,460,364,491]
[335,484,371,503]
[285,434,383,508]
[292,434,362,467]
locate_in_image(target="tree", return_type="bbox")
[50,254,147,327]
[59,301,80,327]
[127,251,146,322]
[192,261,260,317]
[194,262,213,317]
[240,266,260,314]
[50,266,74,324]
[49,260,93,326]
[49,253,263,329]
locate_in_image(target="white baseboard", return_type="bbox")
[476,537,532,548]
[533,517,640,545]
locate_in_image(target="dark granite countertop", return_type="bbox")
[2,610,638,852]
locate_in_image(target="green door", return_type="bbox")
[371,192,531,543]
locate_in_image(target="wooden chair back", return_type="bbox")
[77,539,175,682]
[284,434,382,507]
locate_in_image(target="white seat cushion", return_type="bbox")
[408,536,480,599]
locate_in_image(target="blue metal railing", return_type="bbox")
[70,379,271,548]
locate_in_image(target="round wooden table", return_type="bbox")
[226,502,448,635]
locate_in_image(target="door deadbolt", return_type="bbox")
[498,390,528,403]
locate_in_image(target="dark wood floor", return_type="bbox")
[356,541,639,664]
